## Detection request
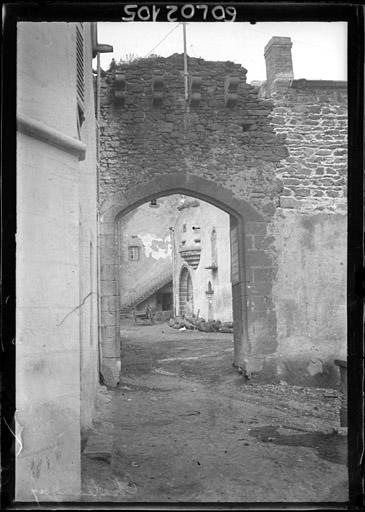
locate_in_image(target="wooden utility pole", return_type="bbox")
[183,22,189,113]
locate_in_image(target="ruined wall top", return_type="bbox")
[99,48,347,218]
[99,54,286,219]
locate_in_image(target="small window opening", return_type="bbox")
[211,228,218,267]
[182,224,187,233]
[128,246,140,261]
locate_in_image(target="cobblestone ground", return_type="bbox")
[82,320,347,503]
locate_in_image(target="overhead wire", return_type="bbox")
[144,23,181,58]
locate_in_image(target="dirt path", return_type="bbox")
[82,321,347,503]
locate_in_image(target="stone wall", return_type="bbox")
[252,41,348,385]
[98,39,347,387]
[98,54,283,385]
[99,54,287,218]
[16,22,98,500]
[270,211,347,386]
[78,23,100,454]
[262,80,347,213]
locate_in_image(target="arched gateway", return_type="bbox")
[99,173,276,386]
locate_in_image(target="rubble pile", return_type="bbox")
[168,316,234,334]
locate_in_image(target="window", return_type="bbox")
[128,246,140,261]
[211,228,218,267]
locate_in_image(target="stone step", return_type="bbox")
[83,431,113,463]
[83,386,114,463]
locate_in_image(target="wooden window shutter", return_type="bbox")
[76,24,85,107]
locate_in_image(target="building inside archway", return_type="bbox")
[118,194,233,327]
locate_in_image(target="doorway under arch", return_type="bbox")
[99,173,275,387]
[179,266,194,317]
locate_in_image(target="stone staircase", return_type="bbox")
[120,264,173,317]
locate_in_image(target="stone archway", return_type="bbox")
[99,173,276,386]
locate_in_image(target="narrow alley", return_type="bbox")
[82,320,347,503]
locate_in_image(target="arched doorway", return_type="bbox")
[179,266,193,317]
[99,173,275,386]
[206,281,214,321]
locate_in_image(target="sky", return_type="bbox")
[97,22,347,83]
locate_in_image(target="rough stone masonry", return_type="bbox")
[98,36,347,388]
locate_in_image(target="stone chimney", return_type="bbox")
[264,37,294,90]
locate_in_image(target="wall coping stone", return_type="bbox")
[17,113,86,161]
[291,79,347,89]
